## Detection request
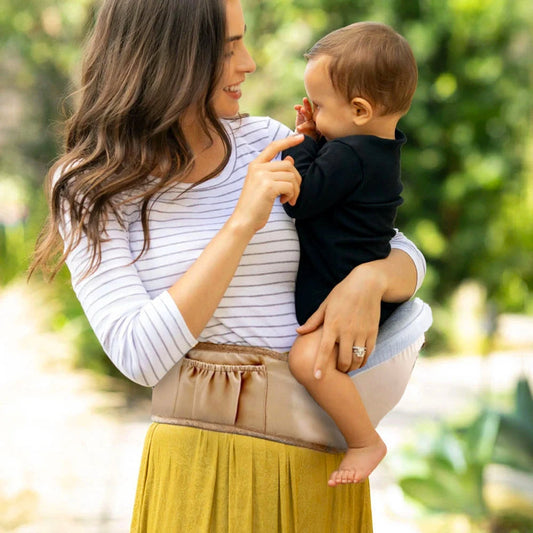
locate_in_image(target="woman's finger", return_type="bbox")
[258,159,299,173]
[245,159,301,206]
[254,134,304,164]
[362,335,377,367]
[296,302,325,335]
[348,336,367,370]
[277,180,300,206]
[235,152,302,232]
[313,329,336,379]
[337,336,354,373]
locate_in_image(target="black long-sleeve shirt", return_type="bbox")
[283,130,406,325]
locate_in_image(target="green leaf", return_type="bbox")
[493,413,533,473]
[400,466,485,516]
[467,411,500,465]
[432,428,468,472]
[515,378,533,425]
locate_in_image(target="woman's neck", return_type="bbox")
[175,112,228,184]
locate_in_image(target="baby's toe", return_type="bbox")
[328,471,339,487]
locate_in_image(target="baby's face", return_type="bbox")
[303,56,358,141]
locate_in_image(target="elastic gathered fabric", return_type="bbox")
[131,423,372,533]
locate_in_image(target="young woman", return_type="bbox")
[31,0,427,531]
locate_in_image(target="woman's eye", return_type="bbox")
[224,44,235,58]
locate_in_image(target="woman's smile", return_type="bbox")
[223,82,244,99]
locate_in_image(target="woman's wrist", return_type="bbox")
[353,250,417,303]
[224,213,257,243]
[346,261,388,300]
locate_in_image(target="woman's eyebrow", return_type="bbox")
[226,25,247,43]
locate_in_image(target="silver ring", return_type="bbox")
[352,346,366,359]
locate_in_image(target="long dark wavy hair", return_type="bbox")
[30,0,229,279]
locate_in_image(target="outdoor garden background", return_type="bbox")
[0,0,532,531]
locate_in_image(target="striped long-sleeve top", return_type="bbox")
[63,116,426,387]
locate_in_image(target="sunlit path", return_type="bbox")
[0,281,151,532]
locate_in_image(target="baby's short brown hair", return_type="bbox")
[306,22,418,116]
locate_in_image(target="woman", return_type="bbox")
[31,0,426,531]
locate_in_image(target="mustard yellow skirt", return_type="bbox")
[131,423,372,533]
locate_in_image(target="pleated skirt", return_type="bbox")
[131,423,372,533]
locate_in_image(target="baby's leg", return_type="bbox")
[289,330,387,486]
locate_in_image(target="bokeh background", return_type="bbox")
[0,0,532,531]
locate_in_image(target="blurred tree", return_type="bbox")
[0,0,107,374]
[242,0,533,317]
[0,0,95,284]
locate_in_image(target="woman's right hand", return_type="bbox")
[230,134,304,234]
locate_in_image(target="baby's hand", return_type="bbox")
[295,97,313,127]
[294,97,319,140]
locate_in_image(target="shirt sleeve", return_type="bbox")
[283,138,362,219]
[63,210,197,388]
[390,229,426,294]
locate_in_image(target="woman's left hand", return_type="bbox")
[296,263,386,376]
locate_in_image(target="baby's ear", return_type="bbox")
[351,97,373,125]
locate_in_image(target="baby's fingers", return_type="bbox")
[296,121,317,138]
[302,97,313,118]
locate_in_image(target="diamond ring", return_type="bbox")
[352,346,366,359]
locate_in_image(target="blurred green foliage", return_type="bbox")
[0,0,532,371]
[0,0,94,284]
[398,378,533,531]
[241,0,533,316]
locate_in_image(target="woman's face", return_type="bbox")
[212,0,256,118]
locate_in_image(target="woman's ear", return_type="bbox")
[351,97,373,126]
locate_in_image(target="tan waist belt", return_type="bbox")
[151,342,347,452]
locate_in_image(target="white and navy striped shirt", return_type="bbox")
[65,116,425,387]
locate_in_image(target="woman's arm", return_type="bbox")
[64,134,303,387]
[297,231,425,377]
[168,135,303,337]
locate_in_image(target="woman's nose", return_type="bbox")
[240,45,256,74]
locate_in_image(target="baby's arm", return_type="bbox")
[283,139,362,219]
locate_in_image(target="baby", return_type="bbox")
[283,21,418,486]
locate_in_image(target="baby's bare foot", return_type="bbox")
[328,437,387,487]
